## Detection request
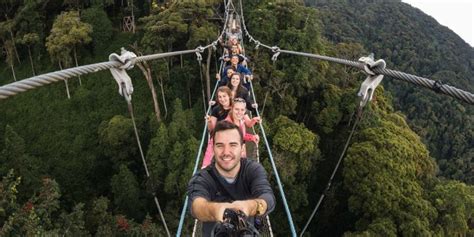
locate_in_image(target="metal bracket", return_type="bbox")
[211,41,217,51]
[357,74,384,107]
[255,40,261,50]
[195,46,204,62]
[358,53,386,76]
[271,46,280,61]
[109,47,137,102]
[357,54,386,107]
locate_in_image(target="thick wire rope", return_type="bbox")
[277,50,474,104]
[238,0,297,235]
[124,91,171,237]
[0,49,208,100]
[247,86,275,237]
[247,79,298,237]
[237,0,474,105]
[176,2,234,236]
[299,107,365,236]
[176,76,220,237]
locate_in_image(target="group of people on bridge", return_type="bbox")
[186,22,276,236]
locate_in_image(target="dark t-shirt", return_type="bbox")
[211,106,230,121]
[187,159,275,236]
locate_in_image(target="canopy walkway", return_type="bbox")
[0,1,473,237]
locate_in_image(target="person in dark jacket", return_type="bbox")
[187,121,275,236]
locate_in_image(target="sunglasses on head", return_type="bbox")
[233,98,246,103]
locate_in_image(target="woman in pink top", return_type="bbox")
[224,98,260,157]
[201,98,261,168]
[202,87,233,168]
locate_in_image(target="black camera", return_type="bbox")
[212,209,260,237]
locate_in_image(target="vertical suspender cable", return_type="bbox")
[124,94,171,237]
[248,81,298,237]
[176,80,220,237]
[299,107,365,236]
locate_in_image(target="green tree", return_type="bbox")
[140,4,187,53]
[428,180,474,236]
[344,112,437,235]
[13,0,47,76]
[0,126,42,199]
[17,33,39,76]
[98,115,137,170]
[267,115,320,227]
[46,10,93,97]
[81,6,113,51]
[1,39,17,81]
[110,165,142,219]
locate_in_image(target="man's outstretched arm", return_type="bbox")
[191,197,232,222]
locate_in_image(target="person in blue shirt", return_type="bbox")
[222,55,253,90]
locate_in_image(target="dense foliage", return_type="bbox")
[308,0,474,184]
[0,0,472,236]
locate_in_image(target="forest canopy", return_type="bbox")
[0,0,473,236]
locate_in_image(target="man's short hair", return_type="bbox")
[212,121,244,144]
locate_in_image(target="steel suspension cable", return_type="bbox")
[124,94,171,237]
[0,49,208,100]
[248,80,298,237]
[176,74,220,237]
[237,0,474,105]
[277,49,474,105]
[237,1,296,235]
[299,107,365,236]
[177,3,234,235]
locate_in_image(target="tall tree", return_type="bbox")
[17,33,39,76]
[0,19,20,64]
[2,39,17,81]
[46,10,92,97]
[110,165,142,220]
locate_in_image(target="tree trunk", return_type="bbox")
[4,43,16,81]
[9,63,16,82]
[73,46,82,85]
[59,61,71,99]
[27,45,36,76]
[137,62,161,122]
[205,47,212,102]
[5,19,20,64]
[155,73,168,119]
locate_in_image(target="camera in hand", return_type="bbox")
[212,209,260,237]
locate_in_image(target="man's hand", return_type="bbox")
[192,198,234,222]
[229,200,255,217]
[215,203,233,222]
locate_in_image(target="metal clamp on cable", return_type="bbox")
[271,46,280,62]
[357,54,386,107]
[109,47,137,102]
[255,40,261,50]
[195,46,204,62]
[212,41,218,51]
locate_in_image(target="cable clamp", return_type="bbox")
[255,41,261,50]
[356,54,386,107]
[357,74,384,107]
[358,53,386,76]
[211,41,218,51]
[195,46,204,62]
[109,47,137,102]
[271,46,280,61]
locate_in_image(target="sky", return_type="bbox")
[402,0,474,47]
